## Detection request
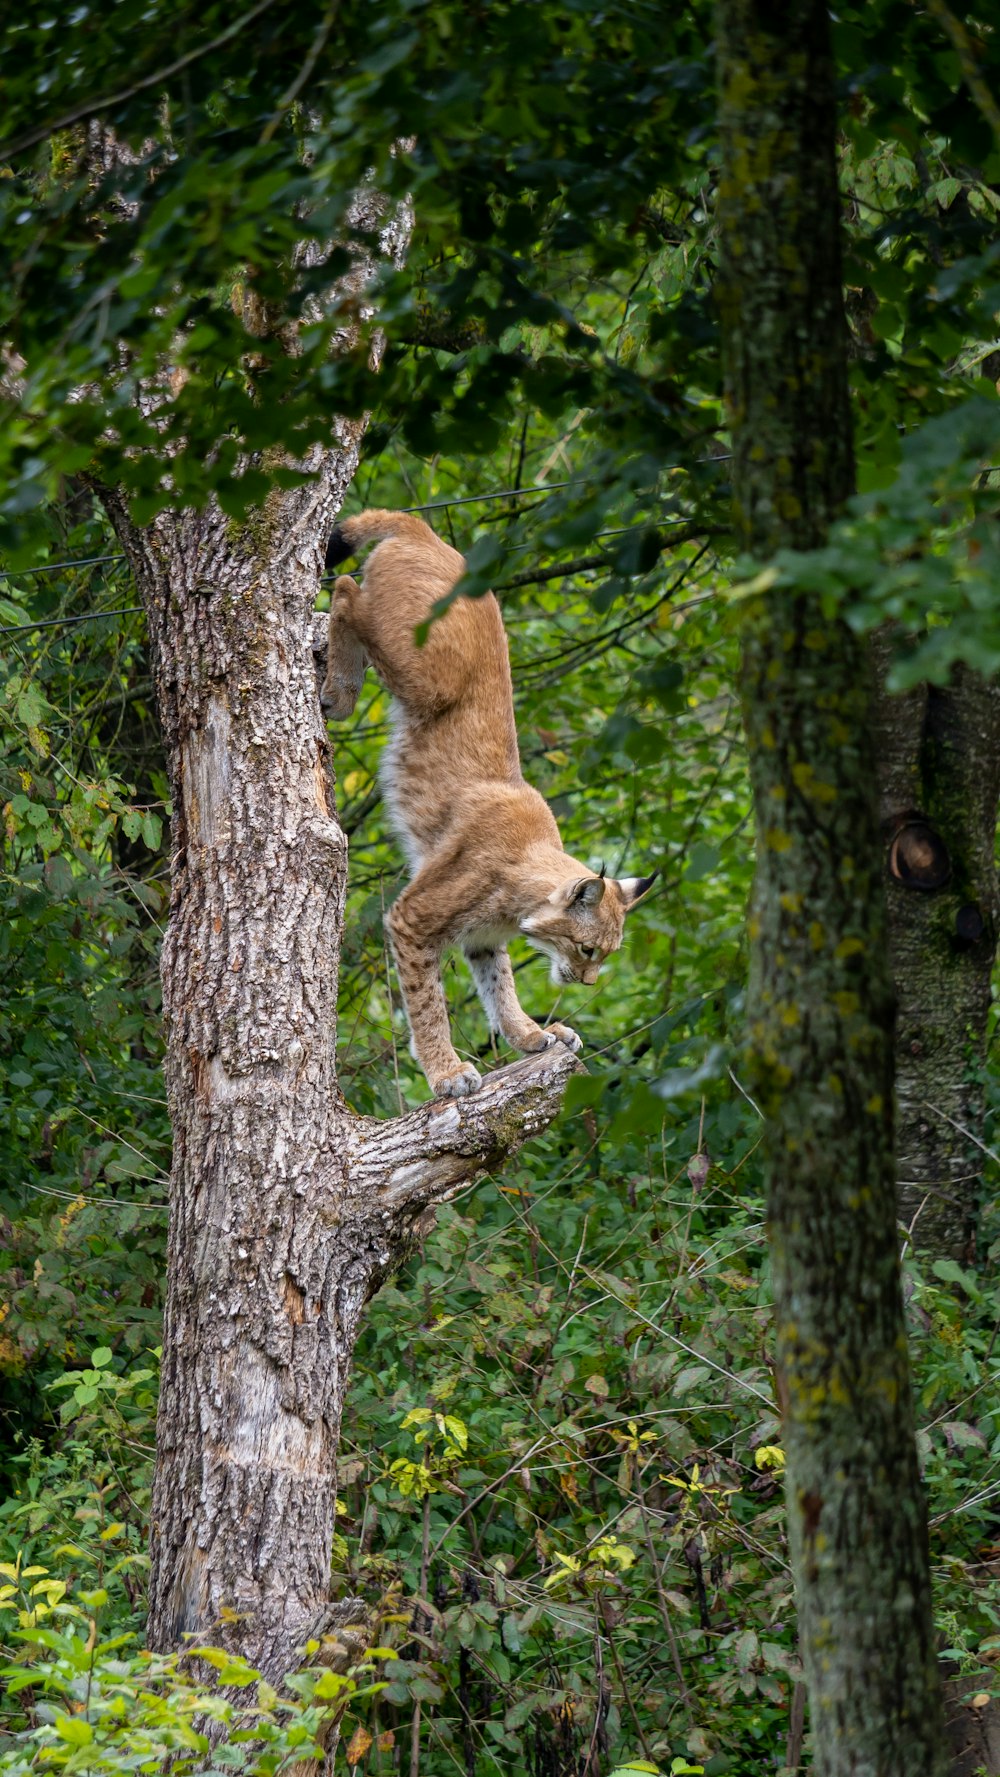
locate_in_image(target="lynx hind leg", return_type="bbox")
[320,576,367,719]
[386,896,481,1099]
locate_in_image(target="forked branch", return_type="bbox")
[345,1044,584,1226]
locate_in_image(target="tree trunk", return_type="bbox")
[871,646,1000,1260]
[97,200,581,1698]
[716,4,946,1771]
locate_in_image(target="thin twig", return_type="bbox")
[410,1491,432,1777]
[786,1680,807,1771]
[259,0,341,144]
[728,1068,764,1120]
[427,1436,550,1563]
[637,1485,690,1703]
[924,1100,1000,1168]
[599,1595,655,1762]
[379,877,404,1115]
[0,0,280,160]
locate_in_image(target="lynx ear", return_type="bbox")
[566,874,606,910]
[618,871,658,910]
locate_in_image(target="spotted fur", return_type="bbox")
[321,510,656,1098]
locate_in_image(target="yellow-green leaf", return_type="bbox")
[55,1717,94,1747]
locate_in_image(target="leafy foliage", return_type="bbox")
[0,506,169,1477]
[0,1552,385,1777]
[4,0,1000,1771]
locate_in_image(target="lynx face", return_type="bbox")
[520,872,657,987]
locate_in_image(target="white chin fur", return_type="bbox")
[528,939,574,986]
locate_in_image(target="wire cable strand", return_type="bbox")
[0,459,732,583]
[0,606,144,638]
[0,485,586,583]
[0,513,713,638]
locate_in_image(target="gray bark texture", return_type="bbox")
[96,185,582,1701]
[871,641,1000,1259]
[716,3,946,1772]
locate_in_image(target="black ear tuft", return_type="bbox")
[620,870,659,910]
[325,527,353,571]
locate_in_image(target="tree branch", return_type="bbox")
[395,302,488,354]
[497,522,717,591]
[345,1045,585,1222]
[0,0,280,161]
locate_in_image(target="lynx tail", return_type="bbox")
[325,509,436,572]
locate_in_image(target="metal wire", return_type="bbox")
[406,478,583,513]
[0,488,580,583]
[0,452,729,639]
[1,553,129,578]
[504,514,703,555]
[0,459,732,584]
[0,605,144,638]
[0,510,710,636]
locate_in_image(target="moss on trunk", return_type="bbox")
[716,3,946,1770]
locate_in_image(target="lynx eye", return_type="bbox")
[579,945,597,960]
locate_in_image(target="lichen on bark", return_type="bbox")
[716,3,946,1770]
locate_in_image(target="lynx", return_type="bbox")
[320,509,656,1099]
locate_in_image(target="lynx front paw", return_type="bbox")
[431,1062,482,1099]
[520,1022,582,1055]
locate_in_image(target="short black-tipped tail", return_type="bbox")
[324,510,440,571]
[325,527,354,572]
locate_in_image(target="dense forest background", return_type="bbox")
[3,2,1000,1772]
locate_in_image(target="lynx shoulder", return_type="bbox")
[320,508,655,1099]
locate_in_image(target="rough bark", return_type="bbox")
[96,186,583,1699]
[106,483,582,1680]
[716,4,946,1772]
[871,645,1000,1259]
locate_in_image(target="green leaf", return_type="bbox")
[926,177,962,209]
[683,842,720,883]
[931,1258,982,1301]
[312,1669,351,1699]
[54,1716,94,1746]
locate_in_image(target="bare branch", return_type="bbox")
[0,0,280,161]
[345,1045,585,1221]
